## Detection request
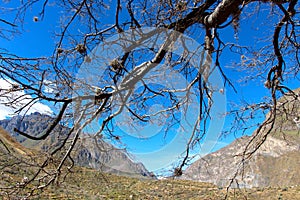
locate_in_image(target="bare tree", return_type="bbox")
[0,0,299,198]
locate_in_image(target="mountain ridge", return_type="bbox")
[181,134,300,188]
[0,112,153,178]
[181,90,300,188]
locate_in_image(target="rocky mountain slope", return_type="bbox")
[182,90,300,188]
[0,112,152,178]
[2,127,300,200]
[181,134,300,188]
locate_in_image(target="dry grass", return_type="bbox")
[1,127,300,200]
[2,167,297,200]
[0,127,33,155]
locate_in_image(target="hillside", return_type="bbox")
[182,90,300,188]
[0,127,41,197]
[181,135,300,188]
[9,169,300,200]
[0,113,152,178]
[1,115,300,199]
[0,127,32,156]
[1,131,300,200]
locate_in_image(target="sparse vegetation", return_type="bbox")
[1,126,300,199]
[2,166,300,199]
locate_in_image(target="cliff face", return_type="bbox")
[182,90,300,188]
[181,135,300,188]
[73,136,152,177]
[0,113,153,178]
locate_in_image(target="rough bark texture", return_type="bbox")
[204,0,243,28]
[203,0,290,28]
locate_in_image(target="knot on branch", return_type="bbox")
[94,87,104,105]
[174,167,183,176]
[110,59,124,72]
[76,44,87,55]
[205,28,214,53]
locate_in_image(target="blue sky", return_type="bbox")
[0,1,299,174]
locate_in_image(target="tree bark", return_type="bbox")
[203,0,243,28]
[203,0,291,28]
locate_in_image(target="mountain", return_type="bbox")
[73,136,152,177]
[2,126,300,199]
[181,135,300,188]
[0,112,153,178]
[181,90,300,188]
